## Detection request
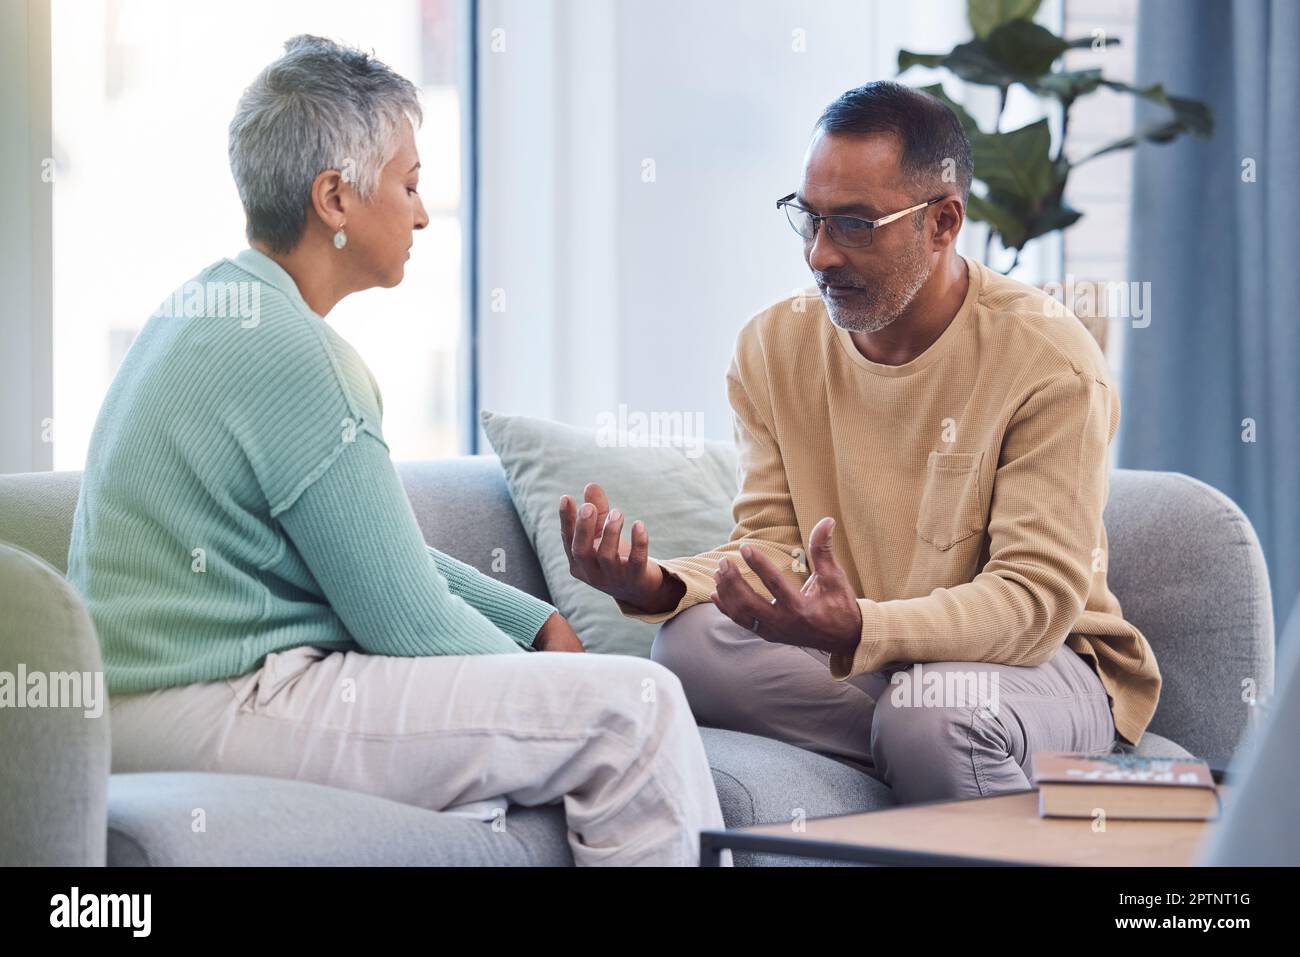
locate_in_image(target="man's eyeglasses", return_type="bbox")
[775,193,947,248]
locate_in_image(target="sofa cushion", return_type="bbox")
[105,730,897,867]
[1125,730,1193,759]
[107,772,574,866]
[698,727,895,866]
[699,727,896,827]
[396,457,552,602]
[481,411,737,657]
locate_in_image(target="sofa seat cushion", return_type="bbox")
[107,730,896,867]
[107,772,573,866]
[698,727,896,866]
[699,727,896,826]
[1126,730,1194,759]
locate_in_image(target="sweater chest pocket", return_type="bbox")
[915,451,986,551]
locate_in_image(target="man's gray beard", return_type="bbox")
[824,245,932,334]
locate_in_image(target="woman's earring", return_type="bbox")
[333,223,347,250]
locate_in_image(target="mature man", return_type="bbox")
[559,80,1160,803]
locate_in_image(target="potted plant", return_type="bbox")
[898,0,1214,274]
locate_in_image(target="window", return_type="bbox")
[50,0,467,469]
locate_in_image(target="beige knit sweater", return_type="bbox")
[620,255,1160,746]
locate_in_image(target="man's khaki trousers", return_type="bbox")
[651,603,1117,803]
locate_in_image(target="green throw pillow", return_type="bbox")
[481,410,738,657]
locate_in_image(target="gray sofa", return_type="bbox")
[0,456,1275,866]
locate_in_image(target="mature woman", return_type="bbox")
[66,35,725,867]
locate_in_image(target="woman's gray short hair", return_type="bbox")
[228,34,423,253]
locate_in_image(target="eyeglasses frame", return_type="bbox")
[775,193,949,247]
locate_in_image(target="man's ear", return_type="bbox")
[309,168,347,229]
[931,196,965,250]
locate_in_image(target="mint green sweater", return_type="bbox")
[67,247,556,695]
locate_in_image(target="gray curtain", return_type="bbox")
[1119,0,1300,630]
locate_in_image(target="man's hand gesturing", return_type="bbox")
[559,483,686,615]
[711,516,862,656]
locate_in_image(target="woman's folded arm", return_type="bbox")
[425,547,556,649]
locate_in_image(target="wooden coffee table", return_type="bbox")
[700,785,1228,866]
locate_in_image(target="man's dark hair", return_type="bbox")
[815,80,973,211]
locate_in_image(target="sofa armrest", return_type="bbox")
[0,543,110,865]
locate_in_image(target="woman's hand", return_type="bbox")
[533,611,586,652]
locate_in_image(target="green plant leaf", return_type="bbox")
[984,19,1069,76]
[1027,68,1104,102]
[900,39,1014,86]
[967,191,1028,249]
[897,49,948,71]
[968,0,1042,38]
[901,21,1077,92]
[942,39,1020,85]
[969,119,1055,201]
[1101,80,1214,136]
[1023,200,1083,242]
[1073,120,1186,163]
[1073,83,1215,164]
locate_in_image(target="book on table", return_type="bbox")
[1032,751,1221,821]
